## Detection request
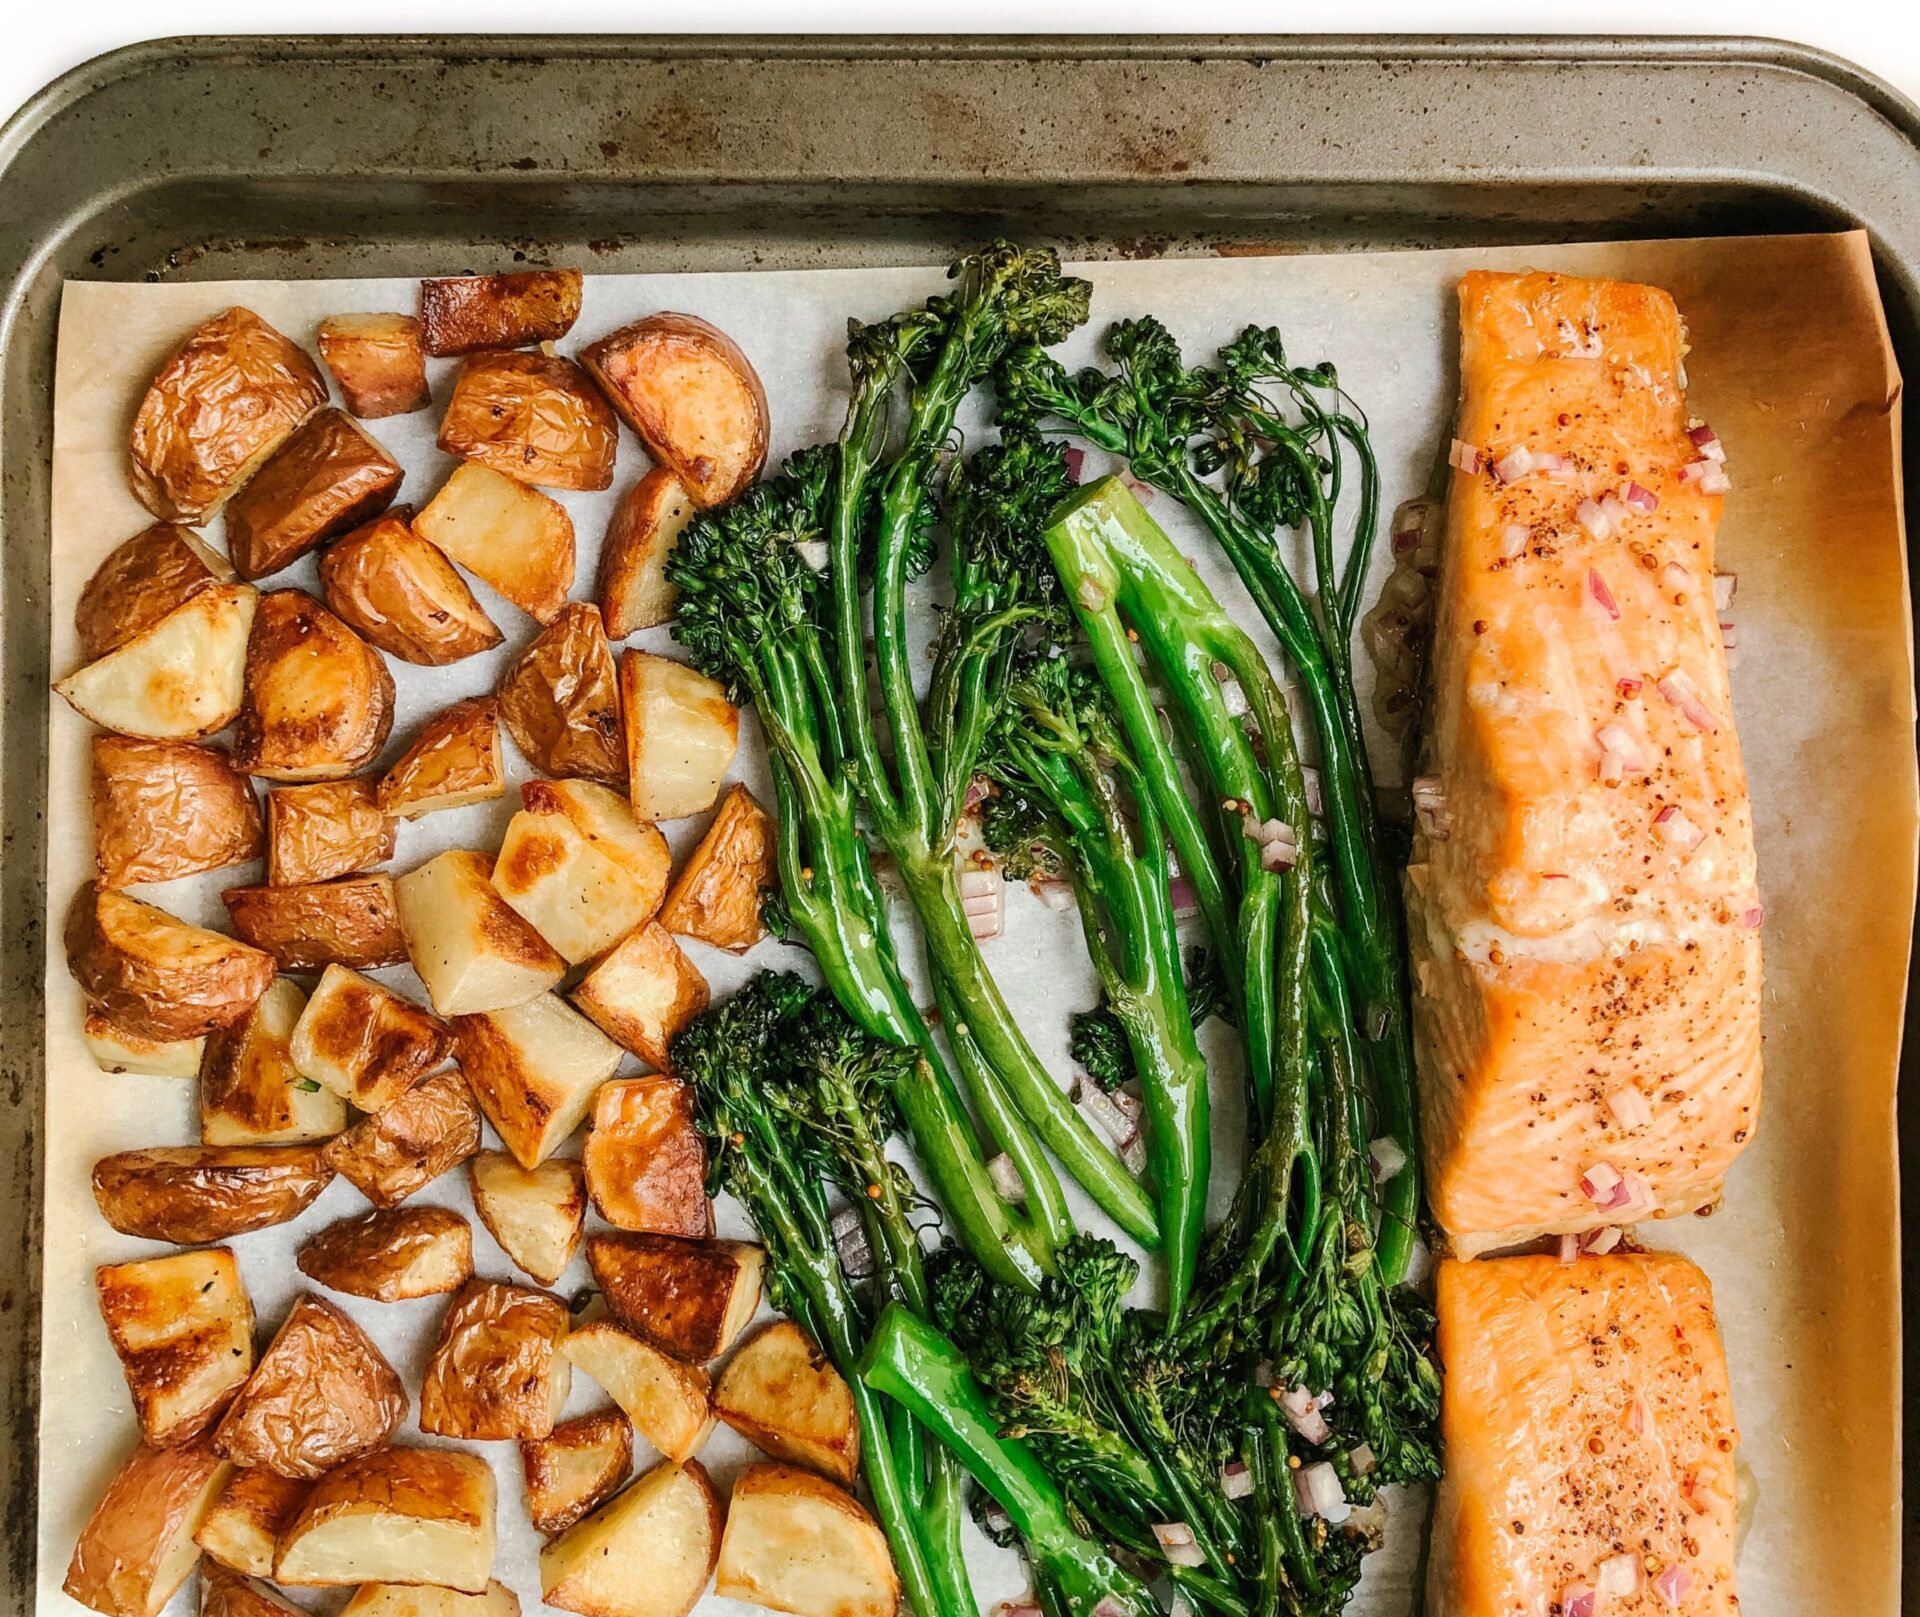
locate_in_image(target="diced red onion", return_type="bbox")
[1582,1225,1623,1256]
[1720,620,1738,653]
[1391,502,1432,553]
[1657,668,1719,733]
[1501,522,1529,559]
[1411,776,1450,841]
[1080,1084,1139,1152]
[961,865,1005,940]
[1681,459,1732,495]
[1595,722,1649,783]
[1448,438,1484,475]
[1152,1522,1205,1567]
[1575,499,1614,540]
[1301,767,1324,819]
[1077,578,1109,613]
[1214,669,1249,718]
[1293,1461,1349,1523]
[1580,1162,1624,1206]
[1368,1135,1408,1183]
[1617,675,1644,699]
[963,775,992,814]
[1606,1085,1653,1131]
[831,1206,874,1279]
[1242,809,1299,873]
[1533,451,1574,476]
[1562,1586,1597,1617]
[1597,1552,1639,1596]
[1741,903,1764,929]
[1688,422,1725,461]
[1622,481,1659,514]
[1662,561,1692,597]
[1220,1462,1254,1500]
[1558,1233,1581,1264]
[794,539,829,572]
[1062,446,1087,483]
[1093,1600,1130,1617]
[1713,571,1737,611]
[1491,445,1535,485]
[995,1604,1041,1617]
[1654,1565,1691,1606]
[1348,1443,1376,1477]
[1654,804,1705,853]
[1587,568,1621,622]
[1120,466,1157,504]
[1167,875,1200,920]
[1032,877,1075,913]
[986,1153,1027,1204]
[1279,1386,1333,1446]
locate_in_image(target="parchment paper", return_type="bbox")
[40,232,1911,1617]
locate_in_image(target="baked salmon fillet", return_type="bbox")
[1407,270,1763,1257]
[1430,1252,1740,1616]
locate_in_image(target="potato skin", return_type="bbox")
[234,589,396,781]
[658,784,774,952]
[319,511,504,666]
[214,1295,409,1478]
[224,407,404,581]
[378,696,505,819]
[274,1446,496,1592]
[91,1145,333,1244]
[497,603,626,786]
[581,313,768,508]
[129,307,328,523]
[298,1205,474,1301]
[317,313,431,418]
[711,1320,859,1486]
[224,874,407,971]
[56,584,259,743]
[420,1279,572,1441]
[62,1434,232,1617]
[598,469,692,638]
[91,735,262,889]
[587,1232,764,1363]
[571,923,708,1071]
[194,1466,311,1578]
[520,1408,634,1536]
[266,779,395,886]
[439,351,618,492]
[323,1066,484,1207]
[420,270,583,356]
[65,883,274,1042]
[583,1078,711,1238]
[75,522,232,662]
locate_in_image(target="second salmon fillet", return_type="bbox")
[1408,270,1763,1257]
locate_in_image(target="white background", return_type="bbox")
[0,0,1917,134]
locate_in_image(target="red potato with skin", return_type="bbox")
[90,735,262,890]
[317,313,431,418]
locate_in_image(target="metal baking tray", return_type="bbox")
[1,33,1915,1610]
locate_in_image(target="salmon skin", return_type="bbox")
[1430,1252,1740,1616]
[1408,271,1762,1257]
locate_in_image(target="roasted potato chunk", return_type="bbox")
[320,510,504,666]
[96,1247,255,1448]
[91,1145,332,1244]
[128,306,327,523]
[658,784,775,952]
[539,1459,720,1617]
[598,469,692,638]
[193,1466,310,1577]
[468,1150,587,1285]
[562,1319,714,1464]
[439,350,618,492]
[290,963,451,1112]
[66,884,273,1042]
[713,1320,860,1486]
[583,1078,710,1237]
[317,313,431,418]
[214,1294,408,1478]
[421,269,583,356]
[497,603,625,785]
[265,778,394,886]
[715,1463,899,1617]
[234,589,395,780]
[322,1066,483,1207]
[588,1232,764,1363]
[378,696,505,818]
[201,1563,305,1617]
[83,1008,205,1078]
[223,873,407,971]
[420,1278,573,1440]
[298,1205,474,1300]
[224,407,404,580]
[520,1408,633,1536]
[275,1446,496,1592]
[414,463,575,624]
[55,584,258,740]
[75,522,234,662]
[493,779,669,964]
[395,849,567,1016]
[620,651,739,822]
[91,735,261,890]
[454,994,623,1169]
[581,313,768,508]
[62,1435,231,1617]
[570,924,707,1071]
[341,1582,522,1617]
[200,977,346,1146]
